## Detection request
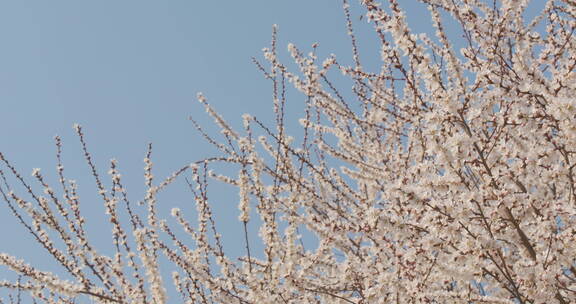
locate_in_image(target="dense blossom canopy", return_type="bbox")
[1,0,575,303]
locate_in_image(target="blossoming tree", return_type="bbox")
[1,0,575,303]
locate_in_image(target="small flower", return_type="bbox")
[31,168,41,177]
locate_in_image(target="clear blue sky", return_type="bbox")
[0,0,546,301]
